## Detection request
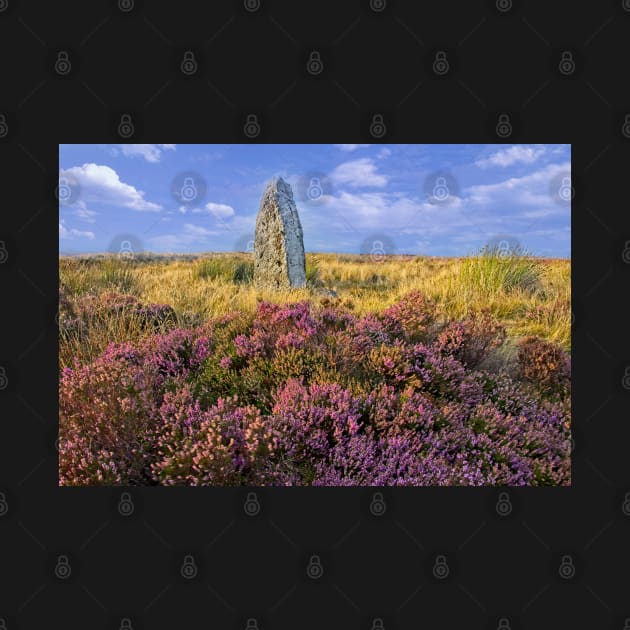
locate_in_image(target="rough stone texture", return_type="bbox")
[254,177,306,290]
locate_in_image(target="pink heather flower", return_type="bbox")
[59,290,570,487]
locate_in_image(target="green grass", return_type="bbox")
[59,251,571,369]
[306,257,321,286]
[193,257,253,284]
[459,252,541,298]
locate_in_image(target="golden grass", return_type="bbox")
[59,252,570,367]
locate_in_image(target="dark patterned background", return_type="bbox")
[1,0,629,628]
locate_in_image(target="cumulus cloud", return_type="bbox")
[182,223,216,237]
[148,223,219,251]
[71,201,97,223]
[333,144,371,152]
[59,221,95,240]
[114,144,176,163]
[475,145,545,168]
[299,160,570,253]
[192,202,236,218]
[466,162,570,207]
[330,158,388,188]
[60,163,162,211]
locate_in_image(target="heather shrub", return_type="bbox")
[59,325,214,485]
[233,301,319,359]
[516,336,571,397]
[269,380,366,482]
[59,289,571,487]
[194,353,243,408]
[435,310,506,368]
[381,291,436,342]
[365,384,438,437]
[59,342,161,485]
[151,388,276,486]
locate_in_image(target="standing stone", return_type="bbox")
[253,177,306,289]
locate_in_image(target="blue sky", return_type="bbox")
[58,143,571,258]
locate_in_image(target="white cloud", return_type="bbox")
[115,144,176,163]
[182,223,216,237]
[300,162,570,247]
[333,144,371,152]
[148,223,219,251]
[59,221,95,240]
[475,145,545,168]
[71,201,97,223]
[299,190,463,235]
[330,158,388,188]
[60,163,162,212]
[466,162,570,207]
[192,202,236,218]
[521,207,568,220]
